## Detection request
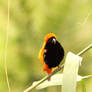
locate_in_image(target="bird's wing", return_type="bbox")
[38,42,46,64]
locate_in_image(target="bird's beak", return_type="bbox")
[52,38,56,44]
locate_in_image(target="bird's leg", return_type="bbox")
[47,74,51,81]
[57,65,61,69]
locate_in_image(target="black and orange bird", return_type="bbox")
[38,33,64,79]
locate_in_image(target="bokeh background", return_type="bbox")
[0,0,92,92]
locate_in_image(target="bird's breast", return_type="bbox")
[44,41,64,68]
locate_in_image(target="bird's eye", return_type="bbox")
[52,38,56,44]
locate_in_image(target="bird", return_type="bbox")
[38,33,64,80]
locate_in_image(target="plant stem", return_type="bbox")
[24,44,92,92]
[4,0,11,92]
[77,44,92,56]
[81,79,86,92]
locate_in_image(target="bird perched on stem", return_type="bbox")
[38,33,64,80]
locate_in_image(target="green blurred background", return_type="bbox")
[0,0,92,92]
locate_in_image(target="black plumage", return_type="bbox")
[44,37,64,68]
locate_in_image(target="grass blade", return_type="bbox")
[62,52,82,92]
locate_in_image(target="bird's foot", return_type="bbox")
[47,74,51,81]
[58,65,61,69]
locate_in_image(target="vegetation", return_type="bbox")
[0,0,92,92]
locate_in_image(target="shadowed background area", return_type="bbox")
[0,0,92,92]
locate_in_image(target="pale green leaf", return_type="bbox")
[32,74,92,90]
[30,52,92,91]
[62,52,82,92]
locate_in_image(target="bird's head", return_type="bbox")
[44,33,56,44]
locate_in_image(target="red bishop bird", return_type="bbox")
[38,33,64,80]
